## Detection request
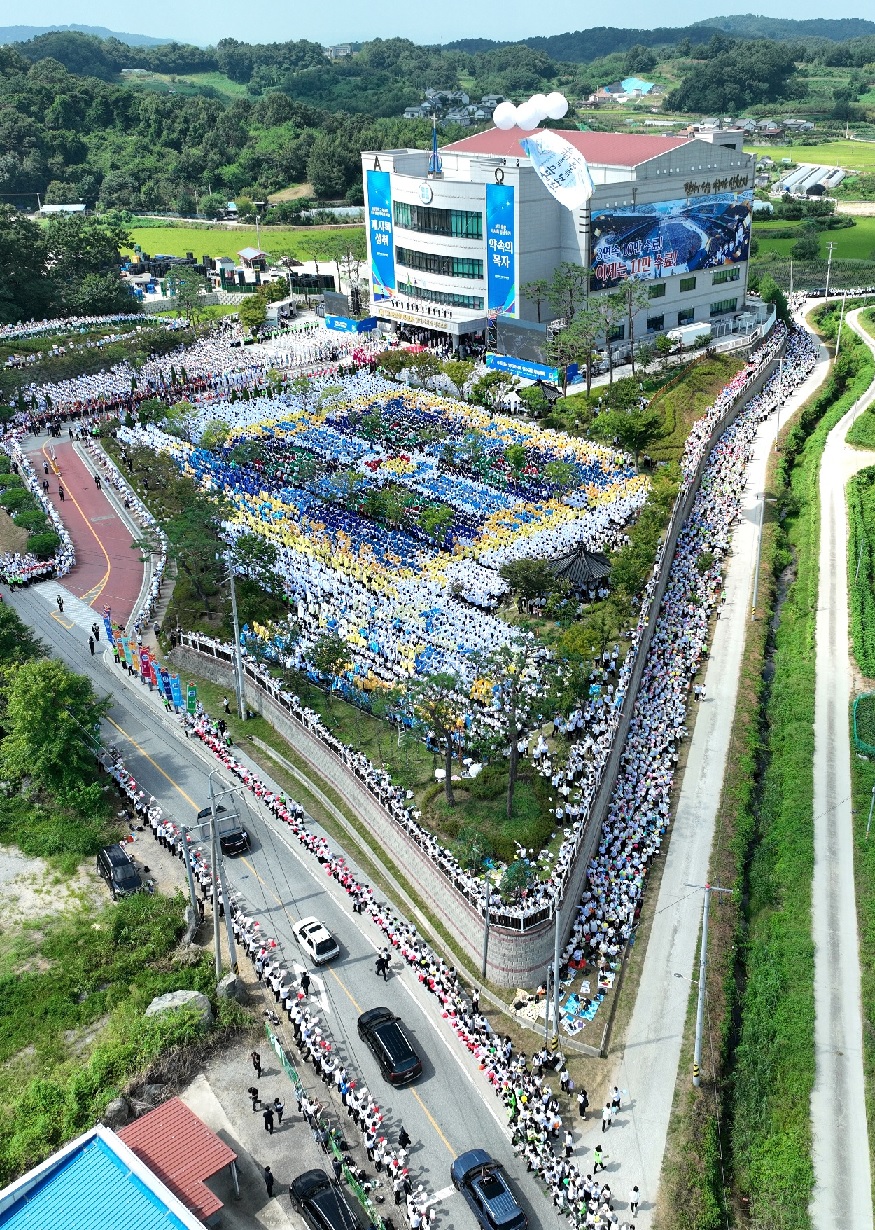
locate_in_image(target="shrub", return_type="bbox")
[27,530,61,559]
[12,510,48,533]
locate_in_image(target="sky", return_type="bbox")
[4,0,874,45]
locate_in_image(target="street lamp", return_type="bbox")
[751,494,778,620]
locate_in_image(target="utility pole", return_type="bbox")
[692,884,731,1086]
[751,494,777,619]
[835,294,847,358]
[551,907,561,1051]
[227,552,247,721]
[789,258,793,300]
[179,825,199,921]
[866,783,875,839]
[210,777,222,979]
[825,240,835,301]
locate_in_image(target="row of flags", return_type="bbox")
[102,605,196,713]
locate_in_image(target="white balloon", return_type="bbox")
[545,91,569,119]
[515,101,540,131]
[529,93,549,122]
[492,100,518,130]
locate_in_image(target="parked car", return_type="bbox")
[293,916,340,964]
[357,1007,423,1086]
[451,1150,528,1230]
[96,843,144,900]
[289,1169,362,1230]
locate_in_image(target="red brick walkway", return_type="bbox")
[29,440,143,625]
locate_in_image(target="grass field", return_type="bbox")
[745,140,875,172]
[120,70,249,99]
[126,224,360,262]
[754,215,875,260]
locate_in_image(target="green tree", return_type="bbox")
[442,358,474,393]
[376,350,408,380]
[591,403,663,470]
[545,262,590,321]
[238,294,267,333]
[520,276,551,323]
[200,419,231,449]
[504,443,527,477]
[0,658,109,809]
[615,280,652,376]
[546,306,602,394]
[165,266,208,326]
[404,672,468,807]
[499,860,534,904]
[0,603,45,669]
[418,502,454,547]
[518,385,550,418]
[44,213,134,315]
[0,206,52,324]
[758,273,790,324]
[310,631,351,702]
[477,639,550,819]
[499,558,556,604]
[596,291,627,384]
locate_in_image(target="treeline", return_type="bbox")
[0,48,475,209]
[447,15,875,60]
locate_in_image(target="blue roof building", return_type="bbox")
[0,1126,206,1230]
[620,77,655,94]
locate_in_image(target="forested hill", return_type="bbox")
[446,15,875,61]
[0,24,170,47]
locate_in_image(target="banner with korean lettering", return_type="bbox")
[170,674,184,709]
[519,130,594,211]
[589,189,753,291]
[366,170,395,302]
[486,183,517,318]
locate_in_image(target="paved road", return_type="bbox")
[810,307,875,1230]
[29,436,142,622]
[571,332,833,1220]
[4,578,560,1230]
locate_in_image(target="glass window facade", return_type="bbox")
[646,314,665,333]
[679,276,697,292]
[712,267,741,285]
[648,283,666,299]
[397,281,484,310]
[677,307,695,325]
[710,297,738,317]
[395,247,484,279]
[393,201,483,239]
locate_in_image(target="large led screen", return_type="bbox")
[589,190,753,291]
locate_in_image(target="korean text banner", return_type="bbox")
[589,190,753,291]
[367,170,395,302]
[519,130,595,212]
[486,183,517,318]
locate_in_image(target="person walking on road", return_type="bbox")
[58,485,64,502]
[92,622,100,641]
[251,1050,262,1077]
[602,1104,612,1132]
[593,1145,605,1173]
[223,696,230,714]
[263,1105,274,1134]
[577,1088,589,1119]
[264,1166,274,1197]
[89,636,95,656]
[43,460,49,475]
[248,1086,260,1111]
[300,970,311,997]
[398,1124,411,1151]
[94,473,102,490]
[273,1096,284,1125]
[629,1187,640,1215]
[56,595,64,613]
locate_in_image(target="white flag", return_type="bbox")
[519,130,595,211]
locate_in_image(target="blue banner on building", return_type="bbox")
[324,315,379,334]
[486,352,559,383]
[485,183,517,318]
[367,170,395,302]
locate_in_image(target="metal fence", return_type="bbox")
[853,692,875,755]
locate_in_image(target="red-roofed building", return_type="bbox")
[360,123,756,365]
[118,1098,238,1226]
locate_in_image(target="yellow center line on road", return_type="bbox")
[411,1087,456,1156]
[51,611,75,630]
[105,715,199,810]
[329,967,363,1014]
[42,442,112,605]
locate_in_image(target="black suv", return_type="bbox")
[290,1169,362,1230]
[96,844,143,899]
[357,1007,423,1086]
[451,1150,528,1230]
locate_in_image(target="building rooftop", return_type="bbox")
[0,1127,204,1230]
[118,1097,237,1223]
[237,247,267,261]
[442,127,690,168]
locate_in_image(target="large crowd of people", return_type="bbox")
[2,300,824,1227]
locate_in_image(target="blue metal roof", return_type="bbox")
[0,1135,195,1230]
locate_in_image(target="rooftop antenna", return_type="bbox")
[428,114,443,178]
